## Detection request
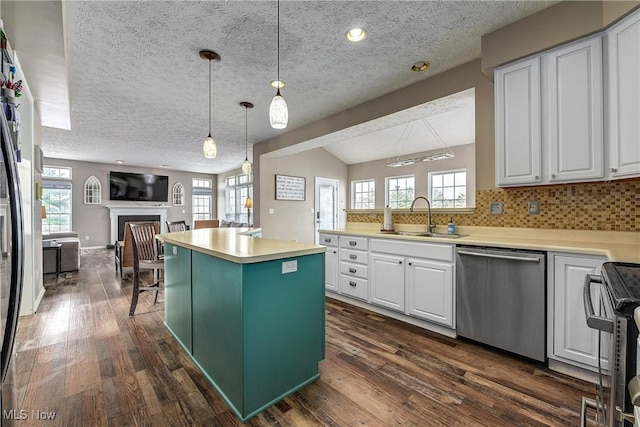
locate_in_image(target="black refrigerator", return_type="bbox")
[0,105,24,425]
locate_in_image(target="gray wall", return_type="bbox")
[43,158,216,247]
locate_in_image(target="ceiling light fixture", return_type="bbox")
[269,0,288,129]
[346,27,366,42]
[200,49,221,158]
[385,118,455,167]
[411,61,430,72]
[240,101,254,175]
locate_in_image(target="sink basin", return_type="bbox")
[386,231,462,239]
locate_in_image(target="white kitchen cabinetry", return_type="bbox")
[370,253,405,312]
[319,233,339,293]
[549,253,609,372]
[495,56,542,186]
[546,37,604,182]
[370,239,455,328]
[606,9,640,179]
[339,236,369,301]
[406,258,454,327]
[495,35,604,186]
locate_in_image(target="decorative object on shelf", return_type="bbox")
[200,50,221,159]
[41,205,47,219]
[269,0,288,129]
[244,196,253,226]
[240,101,254,175]
[275,174,305,201]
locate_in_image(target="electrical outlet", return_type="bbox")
[282,260,297,274]
[85,235,89,240]
[489,202,504,215]
[269,208,275,214]
[528,200,540,216]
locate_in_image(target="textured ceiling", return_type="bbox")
[34,0,556,174]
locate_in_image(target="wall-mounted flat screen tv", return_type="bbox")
[109,171,169,202]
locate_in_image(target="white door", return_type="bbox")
[314,177,339,244]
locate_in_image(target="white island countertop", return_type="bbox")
[319,224,640,263]
[156,227,325,264]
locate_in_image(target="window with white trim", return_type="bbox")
[192,178,212,222]
[429,169,467,208]
[172,182,185,206]
[225,174,253,224]
[42,166,72,233]
[385,175,414,209]
[351,179,375,209]
[83,175,101,204]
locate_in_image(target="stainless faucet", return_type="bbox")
[410,196,435,232]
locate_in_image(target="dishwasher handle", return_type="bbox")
[456,249,541,263]
[583,274,614,333]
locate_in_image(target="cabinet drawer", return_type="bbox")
[340,275,368,301]
[370,239,454,263]
[340,262,368,279]
[339,236,369,250]
[319,234,338,247]
[340,249,368,265]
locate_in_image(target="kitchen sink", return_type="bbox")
[384,231,462,239]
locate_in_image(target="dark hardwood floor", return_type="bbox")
[11,248,601,426]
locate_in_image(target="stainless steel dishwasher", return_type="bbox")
[456,246,546,362]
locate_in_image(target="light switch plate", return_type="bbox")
[528,200,540,216]
[489,202,504,215]
[269,208,275,214]
[172,246,178,255]
[282,260,297,274]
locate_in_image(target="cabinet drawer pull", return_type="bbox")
[349,268,356,273]
[349,281,357,287]
[349,241,357,246]
[349,254,357,260]
[324,238,331,243]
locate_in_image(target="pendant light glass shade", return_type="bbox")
[242,158,252,175]
[269,89,288,129]
[203,134,217,158]
[239,101,254,175]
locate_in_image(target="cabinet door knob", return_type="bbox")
[610,168,617,173]
[350,254,357,260]
[349,268,356,273]
[349,281,357,287]
[408,262,412,266]
[399,260,403,265]
[333,250,337,254]
[535,175,540,180]
[551,173,556,178]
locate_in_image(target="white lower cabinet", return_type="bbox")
[319,233,339,293]
[369,239,455,328]
[369,253,405,312]
[549,253,610,371]
[406,258,454,327]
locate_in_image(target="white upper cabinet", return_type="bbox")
[495,57,542,186]
[606,9,640,179]
[546,37,604,182]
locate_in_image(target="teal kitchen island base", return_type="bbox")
[160,229,325,422]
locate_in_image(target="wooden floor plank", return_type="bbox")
[10,248,602,426]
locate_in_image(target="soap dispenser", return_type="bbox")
[448,217,456,234]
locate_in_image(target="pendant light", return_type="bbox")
[200,50,221,158]
[269,0,288,129]
[240,101,254,175]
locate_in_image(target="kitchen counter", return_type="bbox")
[158,229,325,421]
[320,224,640,263]
[156,227,325,263]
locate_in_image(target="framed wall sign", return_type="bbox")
[275,174,306,201]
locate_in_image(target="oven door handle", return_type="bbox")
[583,274,614,333]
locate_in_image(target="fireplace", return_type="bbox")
[107,206,168,243]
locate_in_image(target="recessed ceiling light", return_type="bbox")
[411,61,430,72]
[346,27,366,42]
[116,160,124,164]
[270,80,285,89]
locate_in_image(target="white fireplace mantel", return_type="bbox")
[107,205,168,243]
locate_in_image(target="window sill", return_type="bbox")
[345,208,476,215]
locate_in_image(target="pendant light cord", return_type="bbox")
[208,59,212,136]
[277,0,280,84]
[245,105,248,158]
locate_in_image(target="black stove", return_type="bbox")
[603,262,640,316]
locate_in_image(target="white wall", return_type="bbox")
[259,148,347,243]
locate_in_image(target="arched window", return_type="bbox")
[172,182,185,206]
[84,175,101,205]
